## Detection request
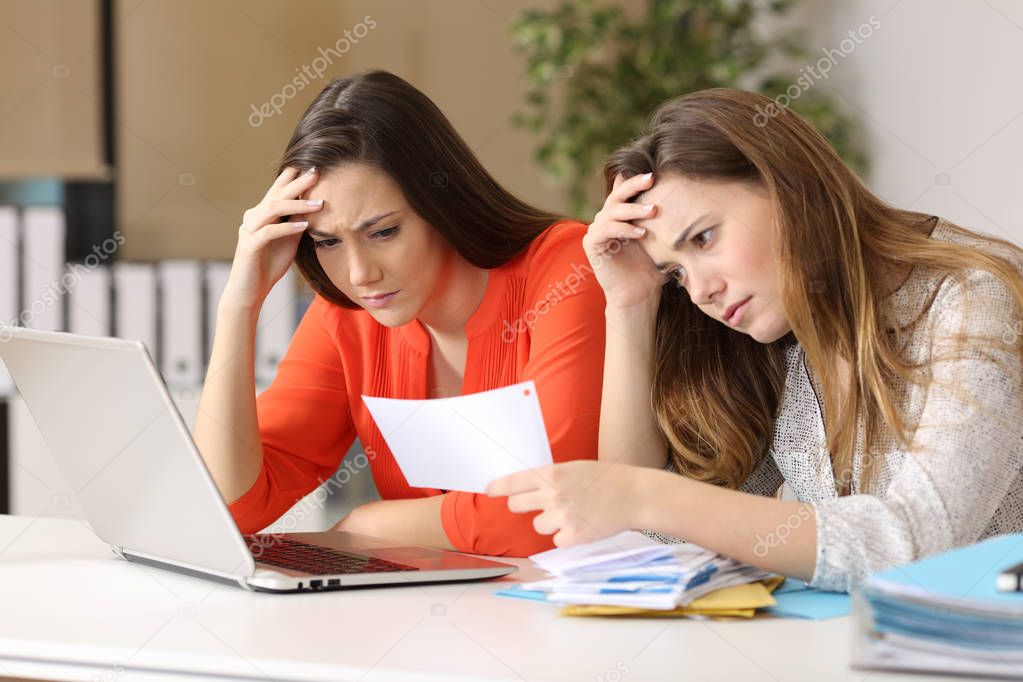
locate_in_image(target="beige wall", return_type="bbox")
[116,0,567,261]
[0,0,105,180]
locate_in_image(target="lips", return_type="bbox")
[362,291,398,300]
[361,290,400,309]
[723,296,751,324]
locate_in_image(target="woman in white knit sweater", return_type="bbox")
[487,88,1023,592]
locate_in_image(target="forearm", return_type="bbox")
[600,302,667,468]
[338,496,455,550]
[192,294,264,504]
[634,468,817,581]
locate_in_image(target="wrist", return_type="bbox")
[629,467,683,532]
[605,302,658,349]
[621,464,653,530]
[605,300,659,330]
[217,293,263,325]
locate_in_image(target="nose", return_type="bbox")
[684,266,722,309]
[346,247,382,288]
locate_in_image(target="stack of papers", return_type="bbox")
[854,534,1023,678]
[518,531,775,611]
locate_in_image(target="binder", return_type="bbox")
[158,260,203,388]
[256,268,298,386]
[68,265,111,337]
[21,206,66,332]
[864,533,1023,610]
[0,206,17,395]
[854,534,1023,678]
[113,262,158,359]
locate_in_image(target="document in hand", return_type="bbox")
[362,381,552,493]
[520,531,775,611]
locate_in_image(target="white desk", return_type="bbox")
[0,514,937,682]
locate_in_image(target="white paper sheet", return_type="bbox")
[361,380,552,493]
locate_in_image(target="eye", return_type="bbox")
[694,227,715,248]
[312,238,340,249]
[370,226,400,240]
[663,265,686,289]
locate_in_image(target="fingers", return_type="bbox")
[607,171,654,205]
[279,166,319,199]
[241,220,308,241]
[604,201,656,223]
[505,490,546,514]
[269,198,325,216]
[244,198,323,232]
[268,166,301,194]
[486,469,547,498]
[586,172,656,251]
[584,219,647,252]
[532,510,561,535]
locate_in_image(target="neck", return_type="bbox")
[417,254,490,339]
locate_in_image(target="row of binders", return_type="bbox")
[0,205,307,396]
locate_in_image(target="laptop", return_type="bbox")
[0,327,517,592]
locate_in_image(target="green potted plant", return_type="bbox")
[511,0,868,214]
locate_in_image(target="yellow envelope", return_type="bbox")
[559,576,786,618]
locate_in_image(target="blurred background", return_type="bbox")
[1,0,1020,533]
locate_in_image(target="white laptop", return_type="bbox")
[0,327,516,592]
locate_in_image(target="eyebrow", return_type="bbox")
[307,210,400,239]
[654,212,711,271]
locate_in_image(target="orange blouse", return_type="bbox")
[227,220,606,556]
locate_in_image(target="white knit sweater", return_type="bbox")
[648,217,1023,592]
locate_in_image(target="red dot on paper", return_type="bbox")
[524,389,531,396]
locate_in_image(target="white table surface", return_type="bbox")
[0,514,941,682]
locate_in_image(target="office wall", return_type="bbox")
[795,0,1022,246]
[3,1,1014,258]
[116,0,566,262]
[0,0,106,179]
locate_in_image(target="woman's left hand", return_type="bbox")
[486,461,646,547]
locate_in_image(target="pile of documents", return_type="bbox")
[517,531,780,616]
[854,533,1023,678]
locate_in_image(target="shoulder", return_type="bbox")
[522,220,589,261]
[306,293,346,329]
[925,221,1023,339]
[512,220,597,298]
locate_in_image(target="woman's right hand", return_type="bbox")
[222,166,324,311]
[583,172,664,311]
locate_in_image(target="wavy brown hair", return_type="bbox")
[606,88,1023,494]
[277,70,561,307]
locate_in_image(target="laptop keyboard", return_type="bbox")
[244,535,419,575]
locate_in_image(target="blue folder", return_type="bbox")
[495,579,851,619]
[866,533,1023,609]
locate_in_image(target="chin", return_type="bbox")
[364,307,415,327]
[749,318,791,344]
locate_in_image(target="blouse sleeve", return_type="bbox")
[441,223,607,556]
[809,269,1023,592]
[227,294,357,534]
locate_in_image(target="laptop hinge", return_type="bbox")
[118,547,253,591]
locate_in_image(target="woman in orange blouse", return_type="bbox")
[192,70,605,557]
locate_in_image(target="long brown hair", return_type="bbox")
[277,70,561,307]
[606,88,1023,494]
